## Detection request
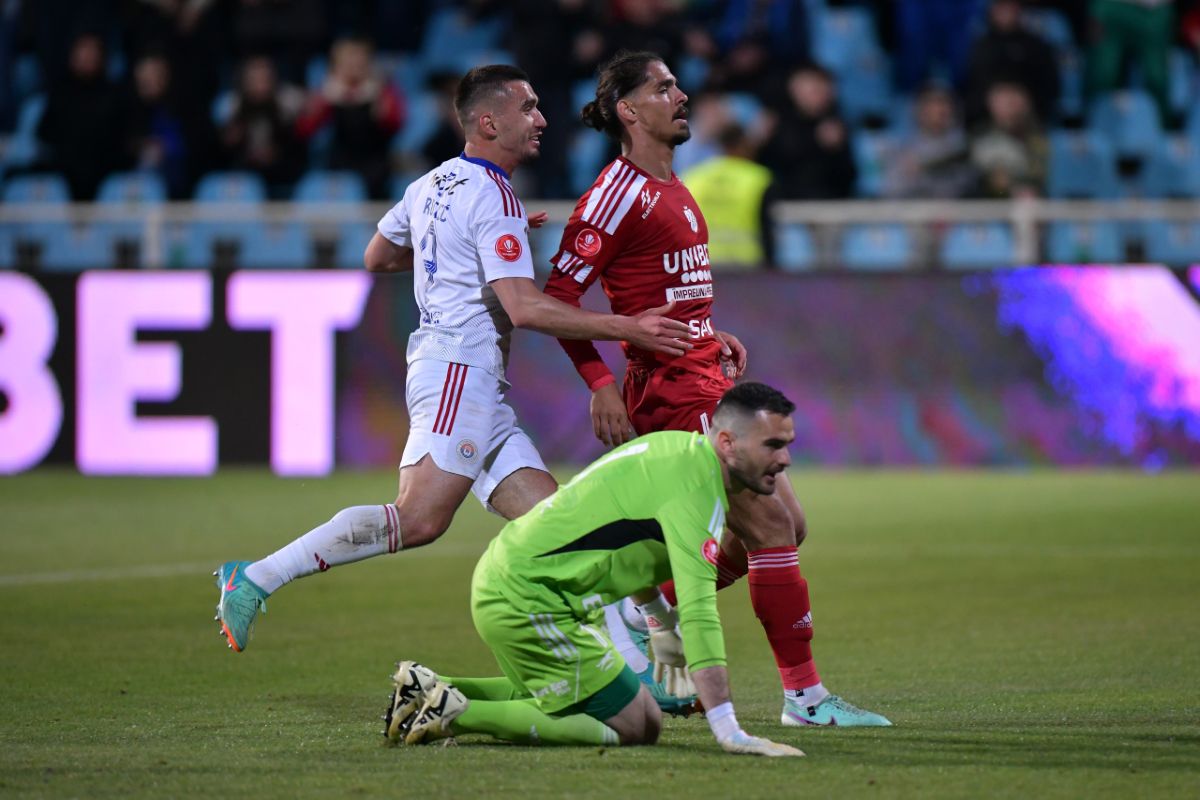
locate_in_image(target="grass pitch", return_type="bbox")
[1,469,1198,799]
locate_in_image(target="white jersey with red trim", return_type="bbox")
[378,154,534,379]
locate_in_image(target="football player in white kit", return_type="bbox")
[212,65,691,653]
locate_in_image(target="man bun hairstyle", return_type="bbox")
[580,50,662,140]
[713,382,796,426]
[455,64,530,129]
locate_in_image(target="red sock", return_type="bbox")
[747,546,820,691]
[659,547,747,607]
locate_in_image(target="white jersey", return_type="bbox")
[378,154,535,379]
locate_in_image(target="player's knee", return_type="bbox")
[392,504,451,548]
[619,699,661,746]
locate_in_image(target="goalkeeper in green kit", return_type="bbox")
[384,382,804,756]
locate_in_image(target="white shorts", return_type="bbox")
[400,358,547,510]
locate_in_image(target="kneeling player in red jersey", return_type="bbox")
[544,51,890,727]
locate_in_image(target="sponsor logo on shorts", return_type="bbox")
[532,679,571,699]
[457,439,478,460]
[575,228,602,258]
[702,538,720,566]
[495,233,522,262]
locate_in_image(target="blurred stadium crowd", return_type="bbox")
[2,0,1200,269]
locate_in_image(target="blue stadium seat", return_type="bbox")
[334,223,375,269]
[852,131,896,198]
[420,8,504,72]
[1087,90,1163,161]
[1056,47,1085,119]
[1,95,46,176]
[568,129,610,198]
[391,90,441,158]
[1047,131,1119,199]
[39,223,112,271]
[195,171,267,203]
[530,222,567,274]
[0,223,15,268]
[294,170,368,203]
[725,92,766,131]
[333,223,375,269]
[841,224,913,270]
[1154,137,1200,197]
[812,6,881,76]
[1046,222,1123,263]
[940,223,1016,269]
[837,47,893,125]
[1142,220,1200,265]
[240,222,311,269]
[1,174,71,260]
[98,172,168,204]
[773,224,816,272]
[1021,8,1075,49]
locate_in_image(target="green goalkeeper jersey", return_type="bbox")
[476,430,730,671]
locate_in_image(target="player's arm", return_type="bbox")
[363,231,415,273]
[491,277,691,357]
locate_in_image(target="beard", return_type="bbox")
[668,124,692,148]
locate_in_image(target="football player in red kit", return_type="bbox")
[544,51,891,727]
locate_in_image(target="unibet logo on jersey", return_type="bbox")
[495,234,522,262]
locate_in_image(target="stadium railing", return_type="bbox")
[2,198,1199,271]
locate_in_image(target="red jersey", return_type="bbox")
[544,156,724,390]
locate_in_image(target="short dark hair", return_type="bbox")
[455,64,530,129]
[580,50,662,141]
[714,382,795,422]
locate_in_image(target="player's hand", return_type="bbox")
[527,210,549,229]
[653,662,696,699]
[647,625,686,668]
[715,330,747,379]
[719,730,805,758]
[627,302,692,358]
[591,383,635,447]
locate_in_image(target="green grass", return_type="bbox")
[1,469,1198,798]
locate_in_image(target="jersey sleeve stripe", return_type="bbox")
[486,171,510,216]
[587,164,633,230]
[573,264,593,283]
[581,162,626,224]
[598,173,648,234]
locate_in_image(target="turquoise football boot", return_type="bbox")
[782,694,892,727]
[213,560,269,652]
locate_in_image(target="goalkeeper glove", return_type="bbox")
[637,594,694,698]
[708,702,804,758]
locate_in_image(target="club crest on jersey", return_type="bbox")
[575,228,602,258]
[495,234,522,262]
[683,205,699,233]
[702,538,720,566]
[457,439,478,460]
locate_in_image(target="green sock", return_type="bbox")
[450,697,619,746]
[441,675,529,701]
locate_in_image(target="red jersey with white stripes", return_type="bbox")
[545,156,721,389]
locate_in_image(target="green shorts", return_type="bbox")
[471,559,634,717]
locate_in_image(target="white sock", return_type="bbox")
[602,603,650,673]
[244,504,400,594]
[785,682,830,708]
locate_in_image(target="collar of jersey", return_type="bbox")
[617,155,678,186]
[459,153,510,181]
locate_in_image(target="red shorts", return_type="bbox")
[623,363,734,435]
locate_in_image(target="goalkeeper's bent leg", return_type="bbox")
[450,698,619,745]
[441,675,529,701]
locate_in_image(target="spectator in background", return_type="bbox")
[219,55,305,196]
[884,85,977,199]
[123,0,225,112]
[965,0,1061,127]
[124,52,214,199]
[673,91,734,174]
[231,0,325,85]
[705,0,810,108]
[682,122,775,269]
[295,37,404,200]
[37,32,127,200]
[759,63,857,200]
[1088,0,1175,126]
[895,0,989,90]
[970,81,1047,198]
